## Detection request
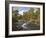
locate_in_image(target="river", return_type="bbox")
[12,20,40,31]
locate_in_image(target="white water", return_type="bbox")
[21,23,27,28]
[21,20,32,28]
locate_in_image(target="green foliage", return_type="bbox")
[12,10,19,23]
[12,8,40,26]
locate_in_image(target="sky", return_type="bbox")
[12,7,30,12]
[12,7,39,15]
[12,7,30,15]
